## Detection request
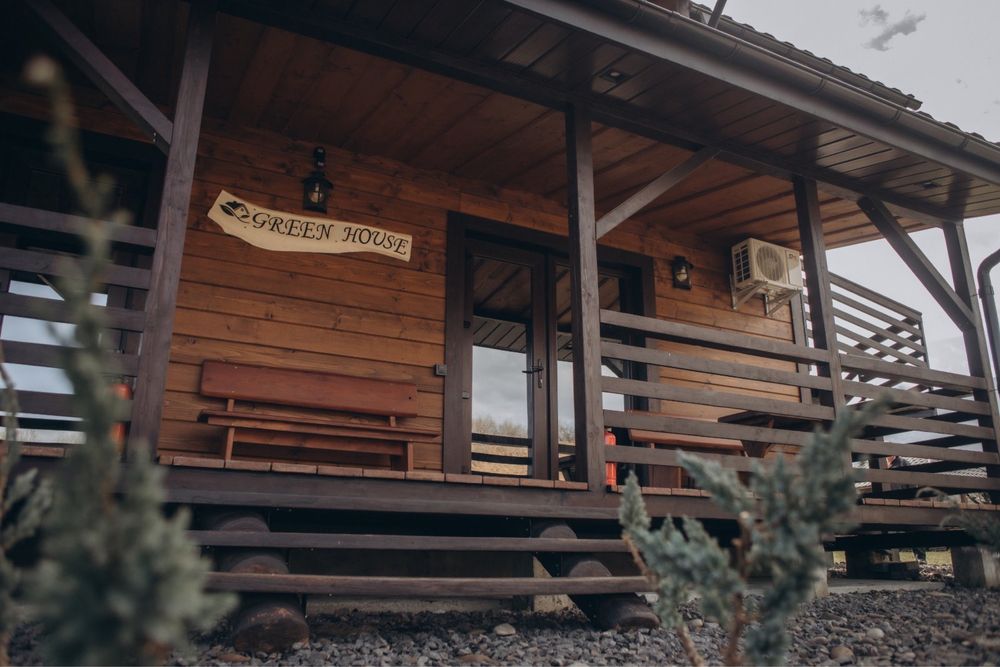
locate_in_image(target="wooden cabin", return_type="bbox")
[3,0,1000,634]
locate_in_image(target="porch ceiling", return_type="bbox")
[9,0,1000,249]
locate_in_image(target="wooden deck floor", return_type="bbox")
[157,456,995,529]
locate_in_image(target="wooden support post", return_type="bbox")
[128,2,214,457]
[943,222,1000,499]
[565,104,605,491]
[21,0,173,153]
[532,521,658,629]
[859,198,976,331]
[203,510,310,653]
[794,178,845,414]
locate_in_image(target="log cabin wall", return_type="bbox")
[0,84,798,472]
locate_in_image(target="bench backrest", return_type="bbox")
[200,361,419,418]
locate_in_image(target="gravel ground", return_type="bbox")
[9,587,999,665]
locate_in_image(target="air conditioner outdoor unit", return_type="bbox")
[730,238,803,317]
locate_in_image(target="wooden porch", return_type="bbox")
[1,0,1000,545]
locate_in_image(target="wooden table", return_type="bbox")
[717,411,826,459]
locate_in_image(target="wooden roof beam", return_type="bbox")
[20,0,173,154]
[595,146,718,238]
[858,197,976,331]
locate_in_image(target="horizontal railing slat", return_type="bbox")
[189,531,629,552]
[830,273,922,321]
[605,446,1000,491]
[604,413,997,465]
[0,248,150,289]
[840,353,987,391]
[600,310,829,364]
[826,291,923,337]
[0,202,157,247]
[832,307,926,354]
[602,376,834,421]
[14,390,131,420]
[835,325,926,367]
[3,340,138,376]
[842,379,990,416]
[601,341,831,391]
[0,292,145,331]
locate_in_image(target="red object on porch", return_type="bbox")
[605,428,617,486]
[111,383,132,452]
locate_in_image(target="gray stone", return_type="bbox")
[493,623,517,637]
[831,645,855,664]
[865,628,885,641]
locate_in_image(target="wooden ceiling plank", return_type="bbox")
[377,0,438,37]
[460,110,567,183]
[409,0,481,46]
[471,10,544,62]
[344,67,456,157]
[257,38,334,132]
[439,3,512,56]
[136,0,178,105]
[229,26,298,127]
[203,15,264,119]
[391,79,492,163]
[500,22,570,70]
[411,92,548,173]
[283,46,374,141]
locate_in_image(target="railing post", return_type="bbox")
[794,177,845,415]
[128,2,215,457]
[943,222,1000,499]
[565,103,605,492]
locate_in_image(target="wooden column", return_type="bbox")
[128,3,214,456]
[793,177,844,414]
[943,222,1000,496]
[565,104,605,492]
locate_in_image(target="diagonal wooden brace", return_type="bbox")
[596,147,718,238]
[858,197,976,331]
[21,0,173,154]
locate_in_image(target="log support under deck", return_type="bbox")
[532,521,658,629]
[203,510,310,653]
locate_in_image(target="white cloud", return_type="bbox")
[864,11,926,51]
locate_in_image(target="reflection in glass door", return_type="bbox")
[468,242,549,478]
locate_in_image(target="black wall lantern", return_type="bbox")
[671,255,693,290]
[302,146,333,214]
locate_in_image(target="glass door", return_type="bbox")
[467,240,551,479]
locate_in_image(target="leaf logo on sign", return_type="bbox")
[219,200,251,221]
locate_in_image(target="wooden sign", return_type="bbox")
[207,189,411,261]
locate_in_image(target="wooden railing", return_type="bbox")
[470,432,575,476]
[0,202,153,453]
[599,309,1000,498]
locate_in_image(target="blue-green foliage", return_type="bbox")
[620,400,884,666]
[23,57,234,666]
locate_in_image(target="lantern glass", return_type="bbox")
[671,255,693,290]
[302,146,332,213]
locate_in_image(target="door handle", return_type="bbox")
[522,359,544,389]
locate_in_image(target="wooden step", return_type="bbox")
[205,572,652,597]
[190,530,629,552]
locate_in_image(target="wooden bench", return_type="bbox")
[198,361,439,470]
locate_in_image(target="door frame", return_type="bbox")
[442,212,655,476]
